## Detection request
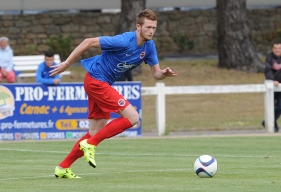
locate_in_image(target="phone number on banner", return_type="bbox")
[56,119,90,130]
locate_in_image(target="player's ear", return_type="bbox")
[136,24,141,31]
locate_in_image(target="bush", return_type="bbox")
[171,32,194,53]
[47,34,72,61]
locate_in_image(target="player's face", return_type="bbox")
[45,56,55,67]
[0,40,8,50]
[138,19,157,41]
[272,44,281,57]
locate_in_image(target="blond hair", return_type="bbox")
[136,9,157,25]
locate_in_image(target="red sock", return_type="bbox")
[59,132,91,168]
[87,118,132,146]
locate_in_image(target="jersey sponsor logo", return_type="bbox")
[118,99,126,106]
[115,62,138,73]
[140,52,146,59]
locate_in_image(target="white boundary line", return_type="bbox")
[0,148,274,158]
[0,168,189,181]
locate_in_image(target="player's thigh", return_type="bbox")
[118,104,139,125]
[87,94,110,119]
[87,79,130,113]
[84,73,110,119]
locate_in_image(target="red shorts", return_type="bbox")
[84,73,130,119]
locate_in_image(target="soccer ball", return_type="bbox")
[194,155,218,178]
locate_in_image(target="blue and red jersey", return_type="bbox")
[81,31,158,85]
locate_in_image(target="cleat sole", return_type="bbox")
[79,142,96,168]
[89,161,96,168]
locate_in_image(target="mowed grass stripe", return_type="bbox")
[0,168,190,181]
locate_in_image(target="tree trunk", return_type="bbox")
[116,0,146,76]
[217,0,264,72]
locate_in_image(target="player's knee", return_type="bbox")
[89,127,104,136]
[128,112,139,126]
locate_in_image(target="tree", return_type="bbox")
[217,0,264,72]
[116,0,146,76]
[116,0,146,34]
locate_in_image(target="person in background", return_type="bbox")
[36,51,60,85]
[263,41,281,132]
[0,36,16,83]
[116,70,133,81]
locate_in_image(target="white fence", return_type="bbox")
[141,80,277,135]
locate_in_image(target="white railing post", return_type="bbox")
[156,82,166,135]
[264,80,274,133]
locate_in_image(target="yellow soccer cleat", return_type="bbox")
[54,166,81,178]
[79,139,97,168]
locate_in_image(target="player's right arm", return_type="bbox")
[49,37,100,76]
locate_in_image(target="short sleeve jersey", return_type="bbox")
[81,31,158,85]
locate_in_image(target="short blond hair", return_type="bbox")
[136,9,157,25]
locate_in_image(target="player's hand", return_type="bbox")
[49,62,69,76]
[274,81,279,86]
[162,67,177,77]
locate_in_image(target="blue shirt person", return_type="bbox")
[36,51,60,85]
[116,70,133,81]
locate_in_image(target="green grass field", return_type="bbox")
[1,135,281,192]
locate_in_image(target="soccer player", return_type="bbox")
[50,9,177,178]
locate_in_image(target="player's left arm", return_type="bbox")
[150,64,177,80]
